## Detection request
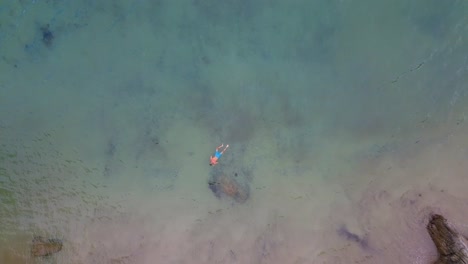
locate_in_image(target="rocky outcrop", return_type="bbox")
[31,236,63,257]
[208,165,250,203]
[427,214,468,264]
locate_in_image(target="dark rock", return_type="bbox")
[208,165,250,203]
[427,214,468,264]
[337,225,369,250]
[41,24,54,48]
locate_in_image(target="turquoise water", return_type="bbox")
[1,1,468,263]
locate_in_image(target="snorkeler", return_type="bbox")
[209,143,229,166]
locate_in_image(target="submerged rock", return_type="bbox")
[31,236,63,257]
[427,214,468,264]
[208,166,250,203]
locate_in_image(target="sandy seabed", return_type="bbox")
[1,1,468,263]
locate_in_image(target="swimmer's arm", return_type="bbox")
[215,144,224,151]
[220,144,229,154]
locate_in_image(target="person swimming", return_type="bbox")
[209,143,229,166]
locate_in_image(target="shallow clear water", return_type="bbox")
[1,0,468,263]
